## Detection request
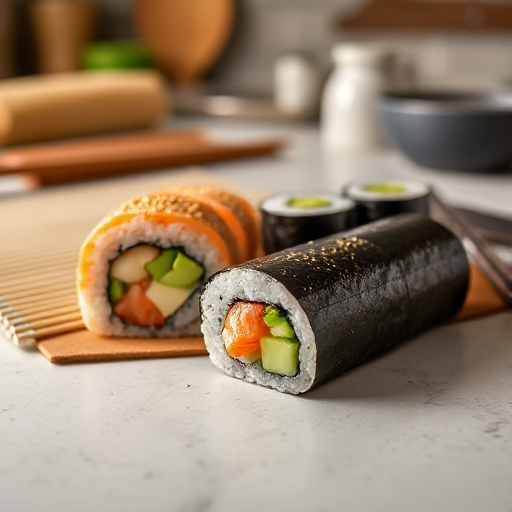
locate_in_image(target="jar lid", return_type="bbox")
[332,44,394,65]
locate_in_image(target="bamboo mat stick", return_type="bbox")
[0,296,78,318]
[13,319,85,347]
[0,244,79,259]
[0,261,77,280]
[0,225,89,240]
[0,269,76,288]
[0,220,92,237]
[0,222,93,239]
[0,238,83,255]
[0,254,78,275]
[1,327,14,340]
[0,227,89,243]
[0,288,75,306]
[0,299,76,318]
[0,292,76,311]
[10,311,83,334]
[0,280,73,298]
[6,304,80,326]
[1,299,78,323]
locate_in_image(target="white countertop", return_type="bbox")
[1,117,511,512]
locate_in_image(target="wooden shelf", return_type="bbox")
[338,0,512,32]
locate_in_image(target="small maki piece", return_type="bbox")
[77,188,259,338]
[201,214,469,394]
[260,192,357,254]
[343,179,431,226]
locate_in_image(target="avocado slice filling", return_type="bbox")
[286,196,332,209]
[108,278,125,305]
[362,183,407,194]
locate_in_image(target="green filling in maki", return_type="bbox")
[261,336,300,377]
[108,278,125,305]
[362,183,407,194]
[286,196,332,209]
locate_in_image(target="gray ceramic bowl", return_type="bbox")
[378,91,512,172]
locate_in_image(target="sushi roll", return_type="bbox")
[201,214,469,394]
[178,186,260,262]
[77,188,259,338]
[260,192,357,254]
[343,179,431,226]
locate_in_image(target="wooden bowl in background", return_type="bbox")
[133,0,234,85]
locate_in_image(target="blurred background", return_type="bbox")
[3,0,512,189]
[4,0,512,90]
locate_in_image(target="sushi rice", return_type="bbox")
[78,216,227,338]
[201,267,316,394]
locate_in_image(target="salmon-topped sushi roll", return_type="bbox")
[77,188,257,338]
[179,186,261,262]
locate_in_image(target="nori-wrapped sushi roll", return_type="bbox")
[343,179,431,226]
[201,214,469,394]
[260,192,357,253]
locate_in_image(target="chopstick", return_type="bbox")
[430,192,512,306]
[454,206,512,247]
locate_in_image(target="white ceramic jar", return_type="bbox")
[274,51,321,116]
[321,44,394,151]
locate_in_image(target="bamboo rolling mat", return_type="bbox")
[0,169,507,363]
[0,169,267,361]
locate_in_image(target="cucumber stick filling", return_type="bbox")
[107,244,204,326]
[222,302,300,377]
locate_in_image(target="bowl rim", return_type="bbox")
[379,90,512,115]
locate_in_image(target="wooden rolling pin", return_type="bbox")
[0,130,284,186]
[0,71,169,145]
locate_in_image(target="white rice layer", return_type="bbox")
[201,268,316,394]
[78,217,227,338]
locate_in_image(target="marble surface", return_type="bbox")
[1,117,511,512]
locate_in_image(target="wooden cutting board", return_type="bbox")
[0,130,283,186]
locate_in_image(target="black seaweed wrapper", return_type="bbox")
[241,213,469,389]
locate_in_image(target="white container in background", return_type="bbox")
[321,44,394,151]
[274,51,321,116]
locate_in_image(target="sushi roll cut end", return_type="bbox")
[343,179,431,225]
[260,191,357,253]
[261,192,355,218]
[78,188,259,338]
[201,266,317,394]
